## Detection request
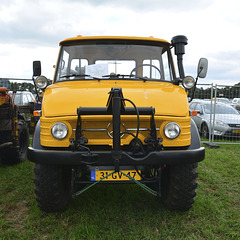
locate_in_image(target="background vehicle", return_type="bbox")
[9,91,36,134]
[216,97,231,105]
[231,98,240,111]
[190,100,240,139]
[0,87,29,164]
[28,35,208,212]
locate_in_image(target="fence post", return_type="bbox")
[211,84,217,143]
[209,83,213,144]
[204,84,220,148]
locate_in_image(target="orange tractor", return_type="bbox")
[0,87,29,164]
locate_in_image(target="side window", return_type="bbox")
[22,94,28,105]
[57,50,69,79]
[195,104,202,112]
[27,93,34,102]
[189,103,196,110]
[162,51,171,81]
[14,94,21,105]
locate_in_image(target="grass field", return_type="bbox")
[0,145,239,239]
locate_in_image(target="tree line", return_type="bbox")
[0,79,36,94]
[188,82,240,100]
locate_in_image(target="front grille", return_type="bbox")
[228,124,240,128]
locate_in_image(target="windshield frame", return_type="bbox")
[54,39,176,83]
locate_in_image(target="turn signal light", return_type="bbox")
[191,110,198,116]
[33,110,42,117]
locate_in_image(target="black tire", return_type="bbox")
[201,123,209,139]
[161,163,198,211]
[34,163,72,212]
[0,120,29,165]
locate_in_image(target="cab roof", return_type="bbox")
[60,36,170,46]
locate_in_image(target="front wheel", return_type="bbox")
[161,163,198,211]
[201,123,209,139]
[34,163,72,212]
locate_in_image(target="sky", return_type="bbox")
[0,0,240,86]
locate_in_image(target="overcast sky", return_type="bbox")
[0,0,240,85]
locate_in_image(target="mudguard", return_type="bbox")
[189,119,201,150]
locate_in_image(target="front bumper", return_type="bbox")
[28,146,205,166]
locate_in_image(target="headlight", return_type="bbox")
[51,122,68,140]
[182,76,195,89]
[164,122,181,139]
[35,76,48,89]
[211,120,228,127]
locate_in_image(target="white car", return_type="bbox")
[231,98,240,111]
[190,101,240,139]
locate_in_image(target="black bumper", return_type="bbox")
[28,147,205,166]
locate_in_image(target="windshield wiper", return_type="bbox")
[130,74,149,82]
[102,73,149,81]
[60,74,100,80]
[102,73,129,78]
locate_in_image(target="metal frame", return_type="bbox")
[193,84,240,145]
[71,87,158,172]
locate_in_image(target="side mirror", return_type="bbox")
[198,109,204,115]
[33,61,41,77]
[197,58,208,78]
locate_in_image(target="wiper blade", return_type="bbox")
[102,73,129,78]
[102,73,149,81]
[129,74,149,82]
[60,74,100,80]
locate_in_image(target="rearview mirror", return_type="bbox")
[198,109,203,115]
[33,61,41,77]
[197,58,208,78]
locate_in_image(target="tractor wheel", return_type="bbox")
[0,120,29,165]
[161,163,198,211]
[34,163,72,212]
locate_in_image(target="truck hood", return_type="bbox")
[42,80,189,117]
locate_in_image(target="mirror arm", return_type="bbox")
[32,76,40,102]
[189,67,203,103]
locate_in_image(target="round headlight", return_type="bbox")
[35,76,48,89]
[51,122,68,140]
[164,122,181,139]
[182,76,195,89]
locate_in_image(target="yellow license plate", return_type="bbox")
[91,170,141,181]
[233,129,240,133]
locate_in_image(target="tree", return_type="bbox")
[10,82,35,93]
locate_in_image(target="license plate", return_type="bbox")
[91,170,141,181]
[232,129,240,133]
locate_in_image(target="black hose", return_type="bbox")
[121,98,140,139]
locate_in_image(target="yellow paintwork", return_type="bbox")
[60,36,170,46]
[40,115,191,148]
[42,81,189,117]
[40,80,191,148]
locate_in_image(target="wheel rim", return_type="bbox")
[202,125,208,139]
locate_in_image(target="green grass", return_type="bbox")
[0,145,239,239]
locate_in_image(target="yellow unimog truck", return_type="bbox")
[28,35,208,212]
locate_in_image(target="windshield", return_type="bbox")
[204,104,239,114]
[55,41,173,82]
